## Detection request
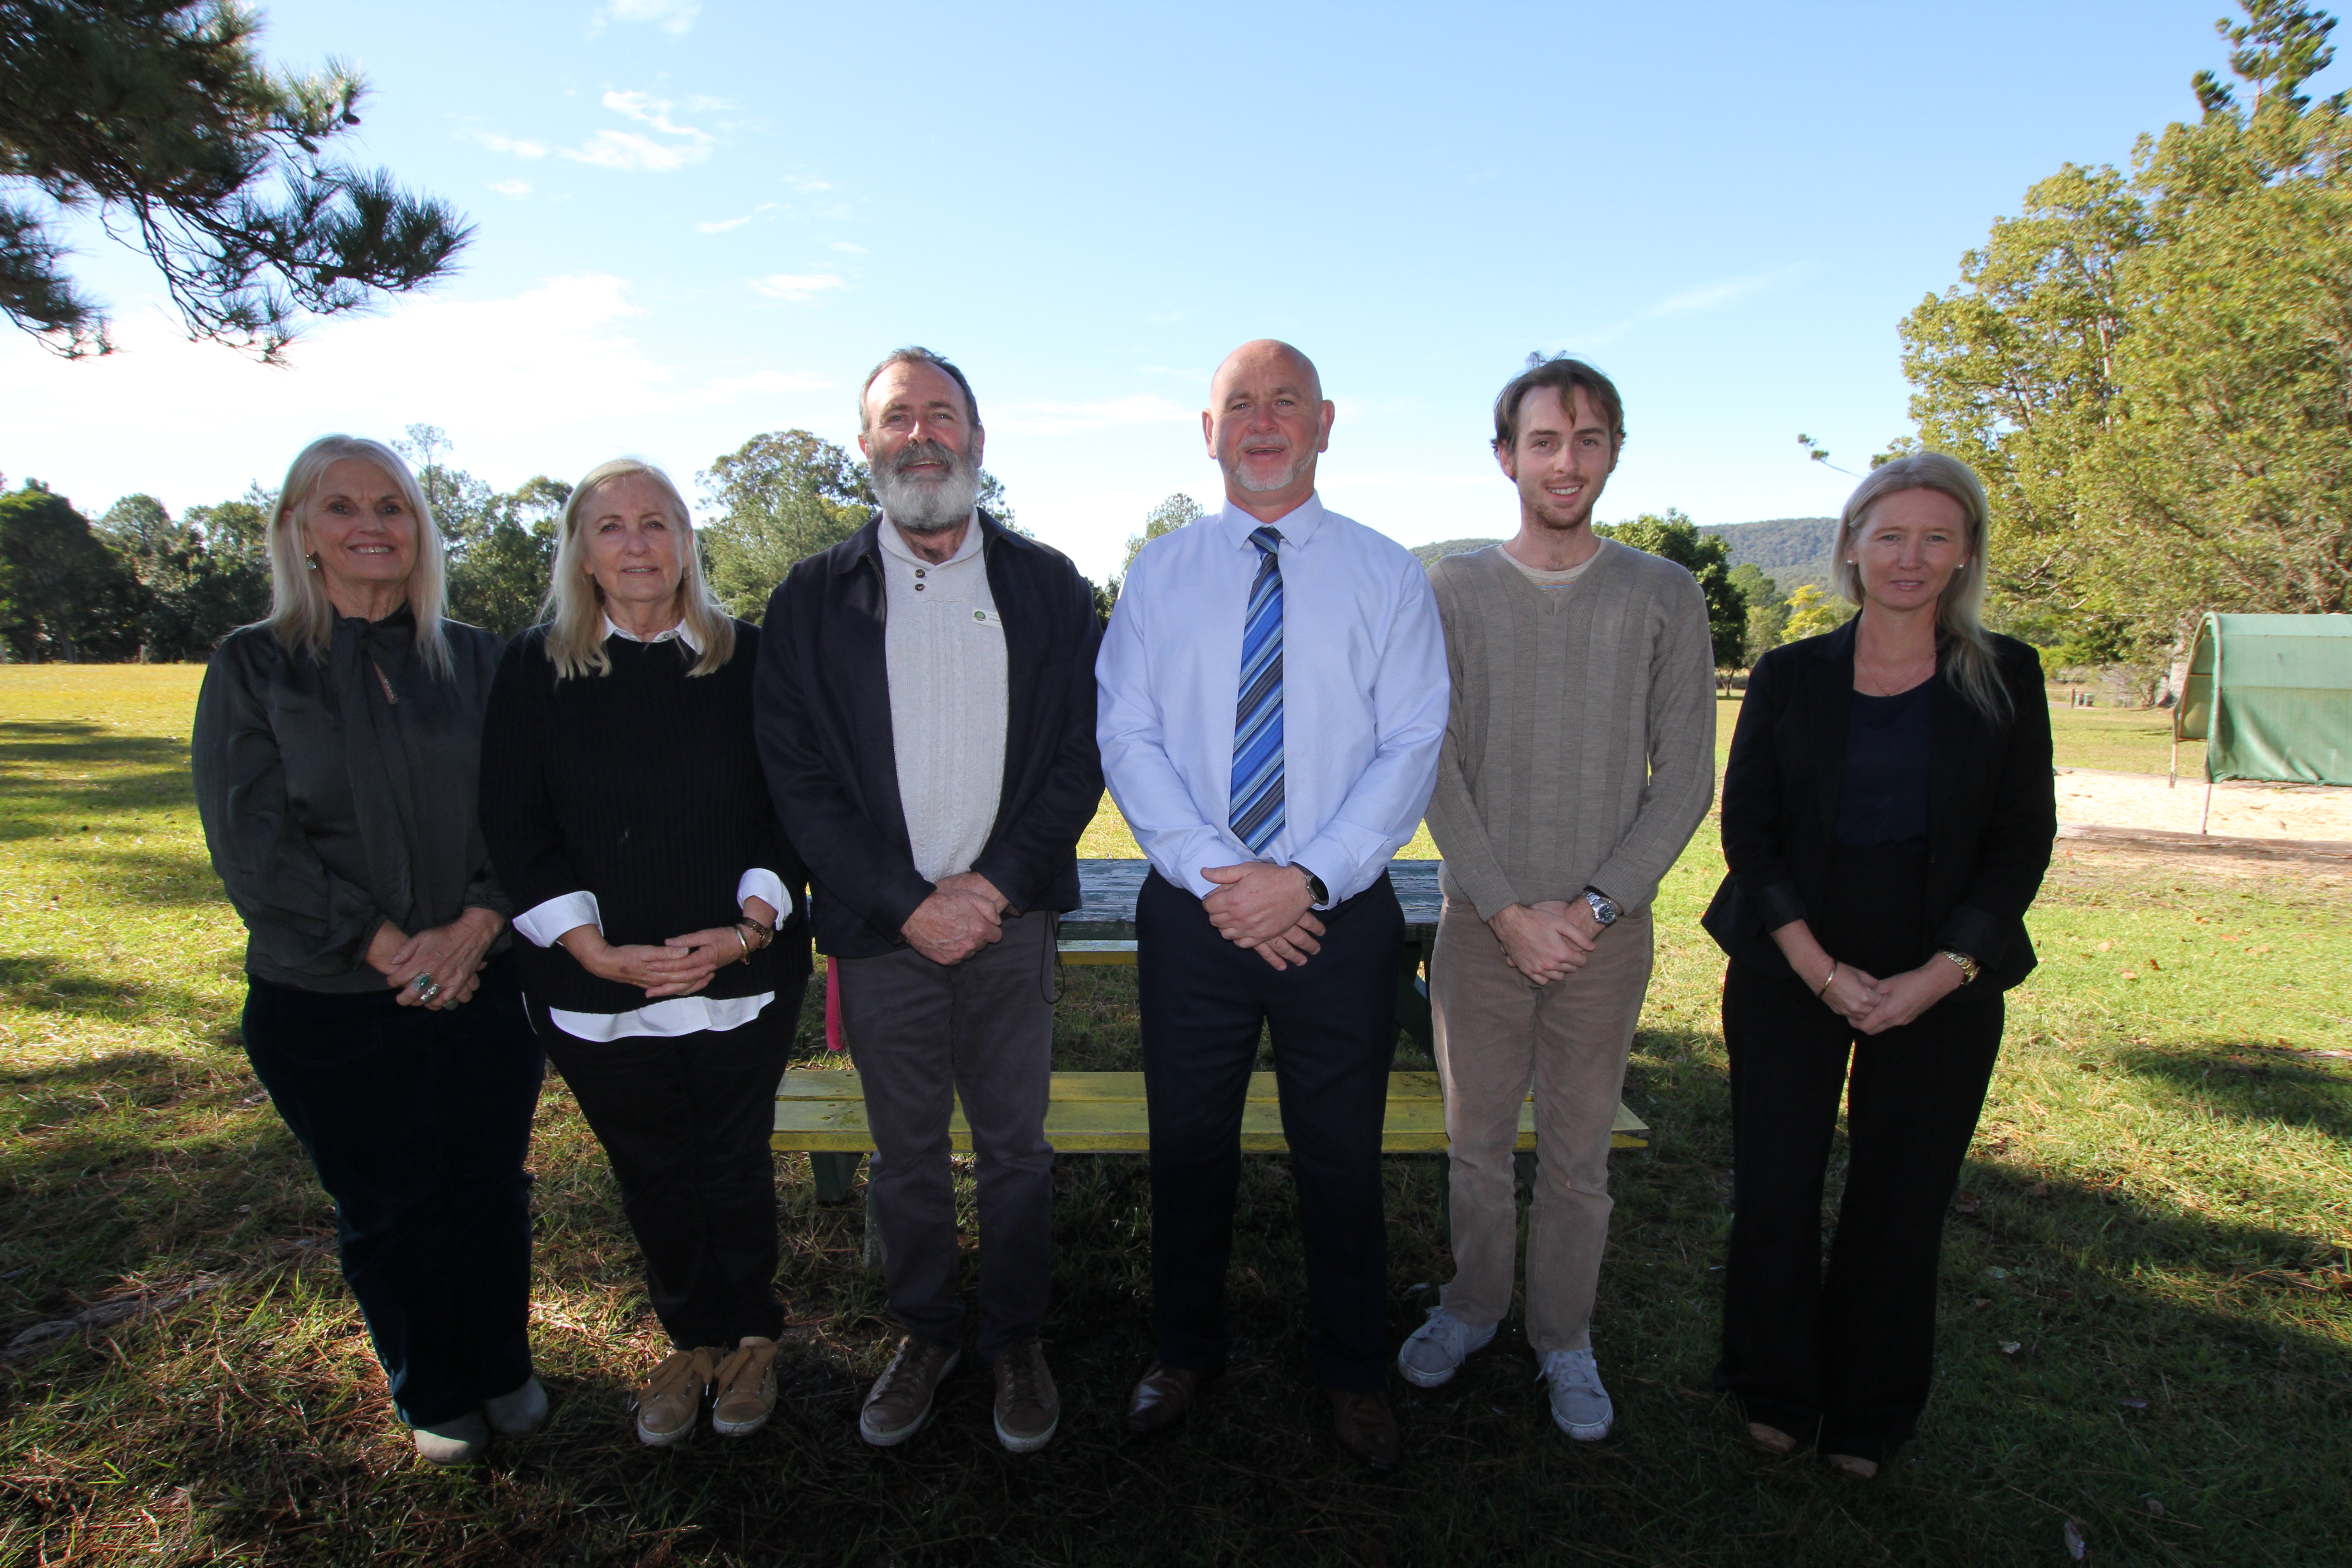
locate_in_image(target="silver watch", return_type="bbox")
[1581,888,1621,927]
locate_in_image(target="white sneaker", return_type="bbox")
[1537,1348,1614,1441]
[483,1375,549,1436]
[1396,1305,1497,1389]
[411,1410,490,1464]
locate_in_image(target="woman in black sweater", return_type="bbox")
[480,459,811,1448]
[1701,453,2054,1479]
[195,436,544,1466]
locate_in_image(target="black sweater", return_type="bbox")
[194,610,513,993]
[479,622,811,1015]
[755,511,1104,958]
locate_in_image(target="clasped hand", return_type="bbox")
[367,907,504,1009]
[1489,900,1601,985]
[564,896,780,999]
[901,873,1009,966]
[1822,958,1966,1034]
[1201,862,1324,970]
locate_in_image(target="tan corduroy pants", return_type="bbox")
[1431,896,1654,1354]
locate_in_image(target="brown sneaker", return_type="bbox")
[710,1337,778,1438]
[991,1338,1059,1453]
[634,1347,714,1447]
[1328,1389,1400,1470]
[859,1336,959,1447]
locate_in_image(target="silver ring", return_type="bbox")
[419,982,443,1001]
[412,972,436,992]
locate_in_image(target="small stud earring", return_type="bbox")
[305,552,320,571]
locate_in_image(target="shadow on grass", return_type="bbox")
[0,952,235,1035]
[2113,1041,2352,1145]
[0,721,195,831]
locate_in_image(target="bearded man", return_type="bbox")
[755,347,1103,1454]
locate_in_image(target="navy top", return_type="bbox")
[1835,676,1936,848]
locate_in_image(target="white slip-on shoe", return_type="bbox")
[1537,1348,1615,1441]
[1396,1304,1499,1389]
[412,1410,490,1464]
[483,1375,549,1436]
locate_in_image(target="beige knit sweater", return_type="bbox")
[1425,538,1718,920]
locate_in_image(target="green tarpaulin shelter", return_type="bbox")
[2171,612,2352,831]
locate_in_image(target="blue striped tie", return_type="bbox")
[1230,526,1285,853]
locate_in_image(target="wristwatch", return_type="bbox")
[1581,887,1620,928]
[1300,866,1331,907]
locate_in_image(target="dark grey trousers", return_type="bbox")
[835,909,1056,1358]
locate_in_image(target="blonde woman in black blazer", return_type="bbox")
[1701,453,2054,1480]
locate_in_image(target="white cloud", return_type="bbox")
[751,273,847,302]
[590,0,700,35]
[989,394,1196,436]
[487,179,532,199]
[468,129,549,159]
[0,276,837,510]
[564,128,708,172]
[1560,263,1812,348]
[698,201,777,234]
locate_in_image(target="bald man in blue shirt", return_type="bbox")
[1097,339,1448,1469]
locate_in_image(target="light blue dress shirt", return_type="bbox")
[1097,493,1449,904]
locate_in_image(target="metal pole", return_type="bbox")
[2201,777,2214,836]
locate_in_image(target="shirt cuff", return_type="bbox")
[514,890,600,949]
[736,868,787,921]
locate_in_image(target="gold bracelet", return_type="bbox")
[1816,961,1838,998]
[1939,948,1981,985]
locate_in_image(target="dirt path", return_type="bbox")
[2058,767,2352,843]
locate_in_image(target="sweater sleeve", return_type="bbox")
[1586,568,1719,912]
[1420,564,1523,921]
[1934,643,2057,964]
[191,639,386,976]
[476,634,589,919]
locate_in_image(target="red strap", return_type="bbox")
[823,954,845,1052]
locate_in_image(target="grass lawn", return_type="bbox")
[2,667,2344,1567]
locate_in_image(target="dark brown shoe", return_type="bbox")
[1328,1389,1399,1470]
[1126,1362,1209,1434]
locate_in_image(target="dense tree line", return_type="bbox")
[1900,0,2352,686]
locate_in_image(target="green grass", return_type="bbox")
[2,668,2345,1566]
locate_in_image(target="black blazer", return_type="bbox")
[754,510,1105,959]
[1701,617,2056,991]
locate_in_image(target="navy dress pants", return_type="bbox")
[534,984,805,1352]
[241,952,544,1428]
[1138,869,1402,1392]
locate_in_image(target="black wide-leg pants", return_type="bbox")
[242,952,544,1429]
[534,980,807,1352]
[1138,869,1402,1393]
[1715,846,2005,1461]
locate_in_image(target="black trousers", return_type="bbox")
[534,980,807,1351]
[1715,846,2004,1460]
[836,911,1057,1360]
[241,952,544,1428]
[1138,868,1401,1392]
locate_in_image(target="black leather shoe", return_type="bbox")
[1127,1362,1214,1434]
[1328,1389,1400,1469]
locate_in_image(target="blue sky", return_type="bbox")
[3,0,2339,581]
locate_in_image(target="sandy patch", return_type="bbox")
[2057,768,2352,843]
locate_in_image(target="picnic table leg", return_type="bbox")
[810,1151,862,1205]
[1514,1149,1538,1193]
[864,1181,886,1271]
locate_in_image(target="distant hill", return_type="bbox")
[1410,516,1837,593]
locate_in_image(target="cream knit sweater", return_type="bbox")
[879,517,1008,883]
[1424,539,1718,920]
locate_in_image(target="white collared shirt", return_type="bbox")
[511,613,786,1042]
[1095,493,1449,902]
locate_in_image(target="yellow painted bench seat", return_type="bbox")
[773,1068,1649,1154]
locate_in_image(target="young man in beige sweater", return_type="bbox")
[1401,356,1717,1440]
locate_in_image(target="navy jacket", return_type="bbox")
[1701,616,2056,990]
[754,511,1105,958]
